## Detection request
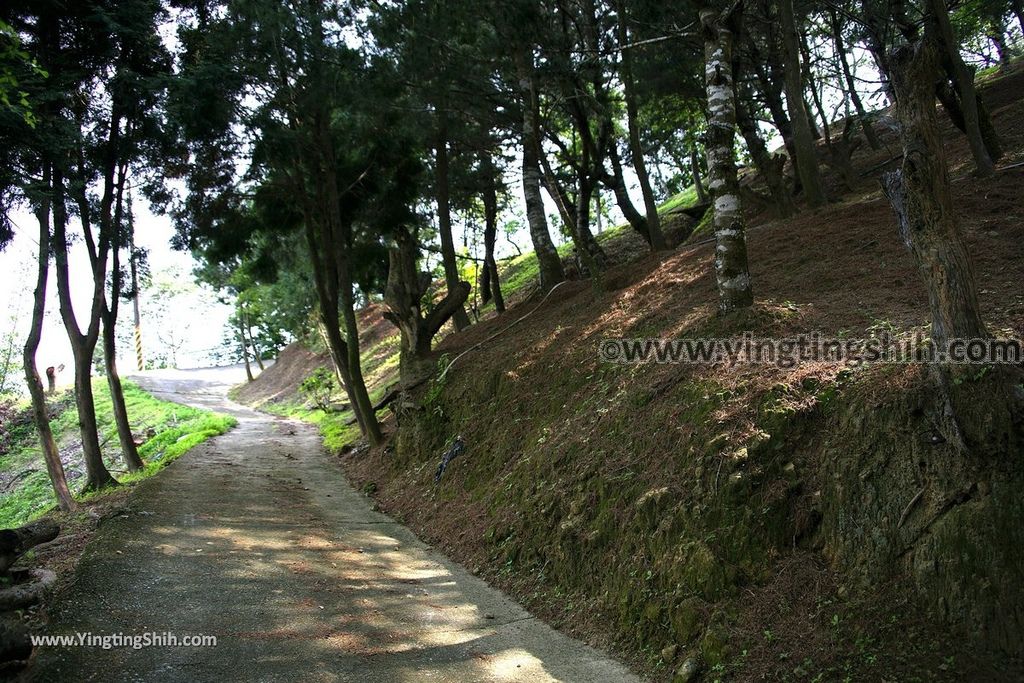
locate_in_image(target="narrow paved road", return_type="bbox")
[30,367,639,682]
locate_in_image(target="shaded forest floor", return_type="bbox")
[241,63,1024,681]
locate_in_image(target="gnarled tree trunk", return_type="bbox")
[881,38,987,346]
[384,227,470,385]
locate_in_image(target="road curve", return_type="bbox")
[28,366,641,683]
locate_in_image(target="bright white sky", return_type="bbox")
[0,201,234,384]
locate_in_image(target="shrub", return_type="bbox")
[300,367,336,412]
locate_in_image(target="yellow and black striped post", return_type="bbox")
[134,323,144,371]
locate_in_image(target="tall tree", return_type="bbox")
[51,161,117,490]
[614,0,666,251]
[701,3,754,314]
[927,0,998,176]
[22,166,76,512]
[882,36,986,346]
[778,0,827,206]
[514,46,567,290]
[173,1,391,444]
[829,7,880,150]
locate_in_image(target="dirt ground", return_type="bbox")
[26,367,638,682]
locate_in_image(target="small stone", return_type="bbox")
[661,644,678,662]
[674,657,700,683]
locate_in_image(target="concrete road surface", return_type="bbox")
[28,366,641,682]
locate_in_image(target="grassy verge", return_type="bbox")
[0,379,236,527]
[257,379,395,454]
[260,401,363,453]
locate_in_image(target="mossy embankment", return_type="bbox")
[342,289,1022,680]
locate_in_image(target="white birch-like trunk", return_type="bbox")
[700,8,753,314]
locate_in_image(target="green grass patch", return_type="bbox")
[499,251,543,301]
[657,185,700,215]
[0,379,236,528]
[595,222,629,244]
[261,399,362,453]
[0,471,61,530]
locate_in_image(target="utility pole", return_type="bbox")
[127,194,144,371]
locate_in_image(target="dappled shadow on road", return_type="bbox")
[29,376,637,682]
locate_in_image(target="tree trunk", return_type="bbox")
[831,9,881,150]
[72,346,115,490]
[735,76,795,217]
[538,149,577,231]
[607,146,650,243]
[338,278,382,445]
[1012,0,1024,35]
[927,0,997,176]
[302,214,369,440]
[23,180,75,512]
[480,159,505,312]
[516,51,565,291]
[310,110,382,444]
[50,168,116,492]
[434,112,471,330]
[701,6,754,314]
[881,38,986,346]
[573,176,609,276]
[861,0,896,104]
[754,57,800,184]
[384,227,470,385]
[241,310,264,371]
[798,33,832,149]
[616,0,665,251]
[239,323,254,382]
[102,173,144,473]
[690,146,708,203]
[779,0,827,206]
[103,325,143,472]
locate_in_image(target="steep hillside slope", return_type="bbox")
[243,65,1024,680]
